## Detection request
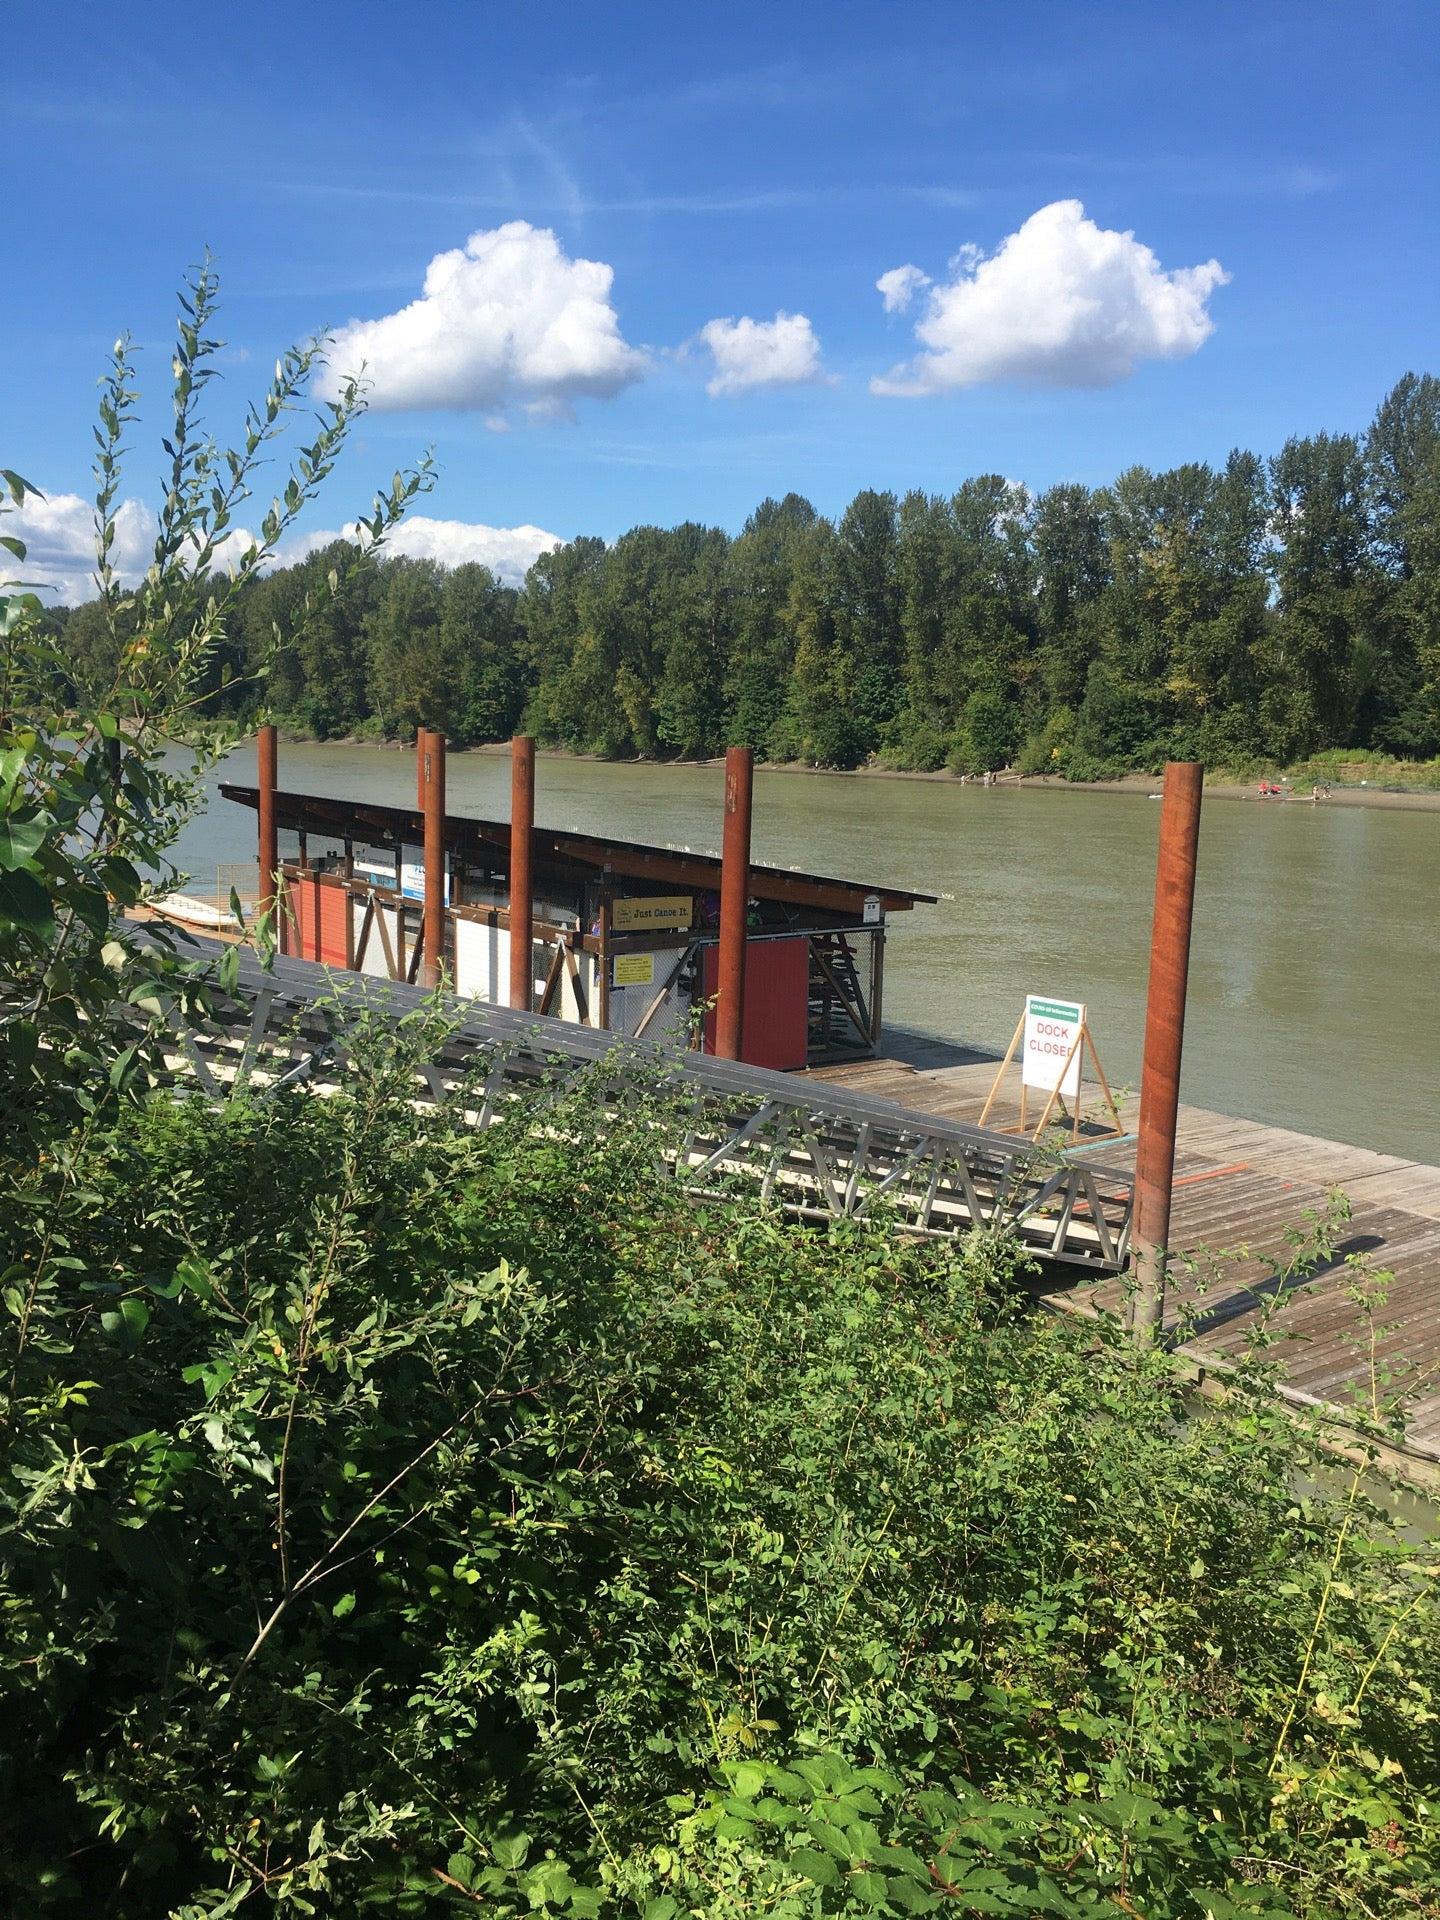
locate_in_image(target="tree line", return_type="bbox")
[57,371,1440,776]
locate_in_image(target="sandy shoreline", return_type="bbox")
[283,734,1440,815]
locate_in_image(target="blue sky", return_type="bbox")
[5,0,1437,595]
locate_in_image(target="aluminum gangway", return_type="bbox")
[156,944,1134,1273]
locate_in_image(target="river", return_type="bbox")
[171,741,1440,1167]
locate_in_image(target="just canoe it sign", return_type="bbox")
[612,895,692,932]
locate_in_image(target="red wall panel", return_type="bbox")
[292,876,349,968]
[702,936,809,1071]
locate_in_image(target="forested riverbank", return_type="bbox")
[50,372,1440,780]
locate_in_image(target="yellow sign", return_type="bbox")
[612,894,691,932]
[613,952,656,988]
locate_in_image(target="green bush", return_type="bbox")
[947,689,1018,776]
[1017,707,1077,776]
[3,1026,1436,1915]
[875,715,953,773]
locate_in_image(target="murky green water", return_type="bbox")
[172,743,1440,1165]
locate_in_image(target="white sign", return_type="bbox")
[1022,994,1085,1098]
[354,851,449,905]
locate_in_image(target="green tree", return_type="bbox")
[289,539,381,738]
[832,488,900,755]
[1264,431,1379,754]
[725,492,815,750]
[364,556,447,738]
[653,523,731,758]
[440,561,524,744]
[1365,373,1440,752]
[777,519,860,765]
[1031,481,1111,724]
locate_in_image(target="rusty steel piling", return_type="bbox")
[715,746,754,1061]
[1129,759,1204,1342]
[421,730,446,990]
[509,736,535,1013]
[257,724,278,925]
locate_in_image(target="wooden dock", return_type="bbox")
[812,1036,1440,1470]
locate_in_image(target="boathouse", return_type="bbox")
[221,764,932,1071]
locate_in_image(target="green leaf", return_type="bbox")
[101,1296,151,1342]
[0,865,55,938]
[0,745,27,801]
[0,811,47,870]
[7,1020,38,1075]
[792,1847,840,1888]
[98,854,141,903]
[728,1761,767,1800]
[69,882,112,936]
[175,1257,217,1302]
[331,1591,356,1619]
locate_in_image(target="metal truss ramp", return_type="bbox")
[158,945,1133,1273]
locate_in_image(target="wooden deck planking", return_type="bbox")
[812,1045,1440,1465]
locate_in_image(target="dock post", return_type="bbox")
[509,735,535,1013]
[1129,759,1204,1343]
[715,746,754,1061]
[257,723,278,927]
[421,730,446,990]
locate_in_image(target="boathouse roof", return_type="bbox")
[220,783,936,916]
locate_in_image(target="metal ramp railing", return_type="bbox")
[154,944,1133,1273]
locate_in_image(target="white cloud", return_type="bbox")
[872,199,1228,395]
[10,487,561,602]
[277,515,562,586]
[319,220,647,416]
[876,264,930,314]
[698,311,831,396]
[6,492,263,604]
[6,490,150,604]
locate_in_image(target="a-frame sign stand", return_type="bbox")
[978,1011,1124,1144]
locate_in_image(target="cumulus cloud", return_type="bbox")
[10,486,561,602]
[277,515,562,586]
[876,264,930,314]
[698,311,831,396]
[6,490,151,604]
[872,199,1228,395]
[319,220,646,416]
[6,491,260,604]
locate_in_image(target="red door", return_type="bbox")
[701,936,809,1071]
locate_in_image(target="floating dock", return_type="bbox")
[814,1043,1440,1468]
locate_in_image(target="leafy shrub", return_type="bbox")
[875,715,953,773]
[1016,707,1077,776]
[3,1023,1436,1915]
[947,689,1018,776]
